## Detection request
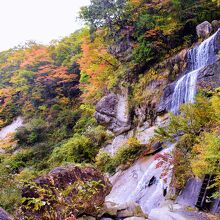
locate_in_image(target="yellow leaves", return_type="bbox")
[191,132,220,179]
[0,87,15,112]
[59,97,70,106]
[0,133,17,150]
[129,0,141,6]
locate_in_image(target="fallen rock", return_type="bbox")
[0,208,11,220]
[117,202,148,218]
[124,217,147,220]
[101,201,147,219]
[77,216,96,220]
[21,165,112,220]
[196,21,213,39]
[102,201,118,216]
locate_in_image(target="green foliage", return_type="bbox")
[16,118,48,145]
[95,137,144,173]
[50,123,110,166]
[50,134,93,164]
[156,89,220,191]
[191,132,220,191]
[21,178,105,219]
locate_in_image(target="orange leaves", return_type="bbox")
[20,46,52,68]
[37,64,77,86]
[0,87,14,110]
[78,34,119,103]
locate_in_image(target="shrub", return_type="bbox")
[15,118,48,145]
[95,137,143,174]
[95,151,115,174]
[49,134,95,165]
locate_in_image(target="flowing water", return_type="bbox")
[171,30,219,114]
[127,146,174,213]
[0,117,23,140]
[106,145,174,213]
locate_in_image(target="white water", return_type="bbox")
[171,30,219,114]
[0,117,23,140]
[107,146,174,214]
[128,146,174,213]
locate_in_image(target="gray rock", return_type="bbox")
[196,21,213,39]
[211,20,220,32]
[102,201,118,216]
[124,218,147,220]
[96,94,118,117]
[176,178,202,207]
[0,208,11,220]
[157,82,176,113]
[95,92,131,135]
[197,60,220,89]
[117,202,148,218]
[77,216,96,220]
[101,201,147,219]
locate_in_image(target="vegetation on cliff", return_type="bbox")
[156,88,220,193]
[0,0,220,217]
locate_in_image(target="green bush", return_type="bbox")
[15,118,48,145]
[95,137,143,174]
[95,151,116,174]
[50,134,95,165]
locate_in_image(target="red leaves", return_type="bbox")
[154,151,174,181]
[65,217,76,220]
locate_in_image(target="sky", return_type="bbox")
[0,0,90,51]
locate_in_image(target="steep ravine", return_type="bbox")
[95,22,220,219]
[0,22,220,220]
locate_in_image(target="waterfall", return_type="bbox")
[127,146,174,213]
[0,117,23,140]
[171,30,219,114]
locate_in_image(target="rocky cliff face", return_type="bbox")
[95,91,131,136]
[158,26,220,114]
[94,21,220,219]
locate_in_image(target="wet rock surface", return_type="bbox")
[0,208,11,220]
[21,165,112,219]
[148,200,217,220]
[197,60,220,89]
[158,29,220,113]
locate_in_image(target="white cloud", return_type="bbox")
[0,0,90,51]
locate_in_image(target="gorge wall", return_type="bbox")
[94,21,220,219]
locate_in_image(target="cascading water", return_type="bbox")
[106,145,174,213]
[171,29,219,114]
[0,117,23,140]
[127,146,174,213]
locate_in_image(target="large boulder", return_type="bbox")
[0,208,11,220]
[196,21,213,39]
[95,93,131,135]
[21,166,112,220]
[101,201,148,219]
